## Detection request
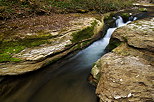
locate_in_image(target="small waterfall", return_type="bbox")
[116,16,125,27]
[101,16,137,48]
[133,17,137,21]
[69,16,137,66]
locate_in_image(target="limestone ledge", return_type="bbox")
[0,16,104,75]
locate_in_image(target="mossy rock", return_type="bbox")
[106,38,121,52]
[121,13,130,18]
[71,20,97,43]
[104,12,116,20]
[0,53,22,62]
[139,8,147,12]
[0,36,51,62]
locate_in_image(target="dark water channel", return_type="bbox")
[0,21,114,102]
[0,33,109,102]
[0,36,108,102]
[0,9,152,102]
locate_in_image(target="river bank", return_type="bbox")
[1,3,152,75]
[0,13,105,75]
[91,3,154,102]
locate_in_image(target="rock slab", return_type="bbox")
[92,17,154,102]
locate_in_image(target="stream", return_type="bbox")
[0,16,136,102]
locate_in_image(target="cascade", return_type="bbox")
[72,16,137,61]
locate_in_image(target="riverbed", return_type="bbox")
[0,10,151,102]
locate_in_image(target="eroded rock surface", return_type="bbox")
[0,14,104,75]
[96,53,153,102]
[14,17,103,61]
[113,17,154,51]
[91,17,154,102]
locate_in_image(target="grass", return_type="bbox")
[0,0,134,19]
[48,0,134,13]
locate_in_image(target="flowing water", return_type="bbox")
[0,16,136,102]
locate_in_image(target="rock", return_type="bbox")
[0,15,104,75]
[91,17,154,102]
[135,0,154,4]
[96,52,154,102]
[113,17,154,52]
[139,8,148,12]
[91,59,101,81]
[113,43,154,65]
[15,17,102,62]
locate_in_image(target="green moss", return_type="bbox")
[0,37,51,62]
[71,40,91,51]
[0,28,55,63]
[72,43,82,50]
[139,8,147,12]
[29,39,47,47]
[0,53,21,62]
[104,12,115,20]
[3,46,25,54]
[71,21,97,43]
[121,13,130,18]
[120,51,130,56]
[113,48,130,56]
[82,40,90,46]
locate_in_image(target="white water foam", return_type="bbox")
[70,16,137,63]
[85,16,137,51]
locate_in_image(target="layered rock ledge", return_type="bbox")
[91,17,154,102]
[0,14,104,75]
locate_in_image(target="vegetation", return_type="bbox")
[0,0,134,19]
[0,0,134,62]
[71,21,97,43]
[0,36,52,62]
[139,8,147,12]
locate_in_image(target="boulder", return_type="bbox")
[113,17,154,52]
[96,52,153,102]
[92,17,154,102]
